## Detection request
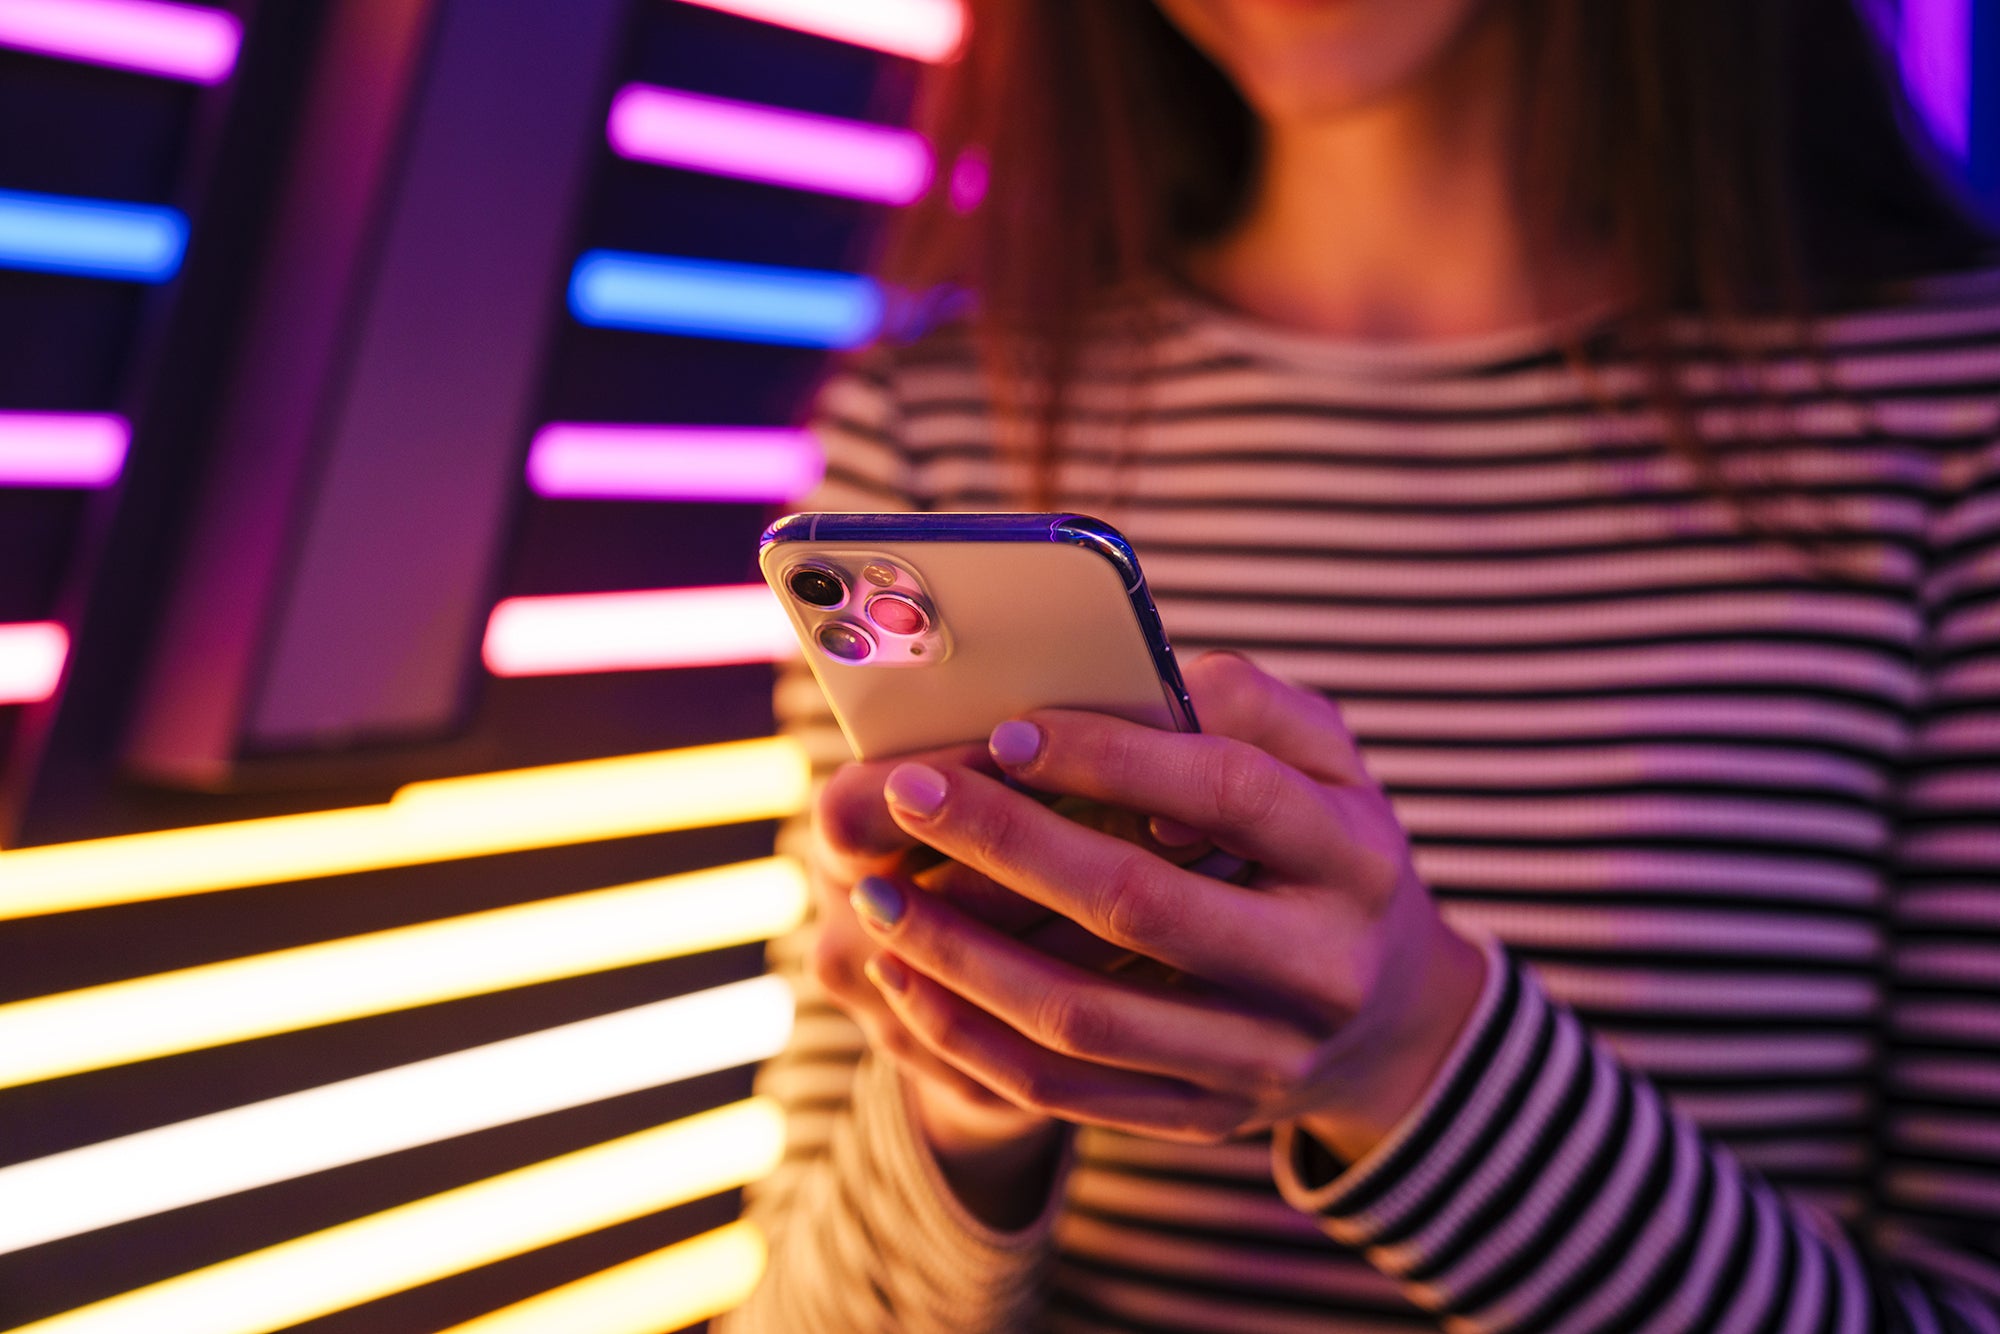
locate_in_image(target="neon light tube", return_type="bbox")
[0,0,241,83]
[0,736,809,919]
[0,861,804,1089]
[439,1221,764,1334]
[0,621,66,704]
[0,412,128,487]
[8,1098,785,1334]
[527,422,821,501]
[1901,0,1972,159]
[672,0,964,62]
[484,584,795,676]
[0,187,187,281]
[608,84,932,204]
[569,250,882,347]
[0,976,793,1254]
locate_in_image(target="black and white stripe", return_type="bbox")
[724,277,2000,1333]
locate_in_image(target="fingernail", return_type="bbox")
[851,875,905,928]
[1149,815,1205,847]
[865,954,909,993]
[884,763,947,817]
[989,719,1043,767]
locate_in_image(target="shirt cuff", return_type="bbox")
[1271,934,1528,1238]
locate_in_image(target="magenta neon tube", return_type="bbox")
[669,0,963,63]
[0,622,67,705]
[483,585,796,677]
[0,0,240,84]
[527,423,822,502]
[608,84,933,204]
[0,413,129,488]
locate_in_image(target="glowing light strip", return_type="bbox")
[527,422,821,501]
[608,84,932,204]
[1901,0,1973,160]
[0,412,128,487]
[0,187,187,281]
[0,621,66,704]
[672,0,964,62]
[484,584,794,676]
[569,250,882,347]
[0,976,793,1254]
[9,1098,785,1334]
[0,0,240,83]
[0,736,808,919]
[439,1221,765,1334]
[0,858,806,1089]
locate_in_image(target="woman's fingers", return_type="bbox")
[862,947,1256,1143]
[851,874,1317,1094]
[1179,651,1369,786]
[881,763,1289,983]
[804,869,1019,1115]
[984,713,1346,880]
[814,740,994,878]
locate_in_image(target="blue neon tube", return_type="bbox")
[0,188,188,281]
[568,250,883,348]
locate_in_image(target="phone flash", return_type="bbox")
[861,562,898,587]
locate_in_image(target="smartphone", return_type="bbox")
[758,511,1196,760]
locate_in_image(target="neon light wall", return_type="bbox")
[0,0,1985,1329]
[0,0,953,1328]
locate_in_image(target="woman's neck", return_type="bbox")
[1187,19,1612,343]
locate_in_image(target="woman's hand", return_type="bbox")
[848,651,1488,1162]
[804,741,1067,1227]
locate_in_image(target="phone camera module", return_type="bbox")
[787,565,847,609]
[865,593,929,637]
[816,621,876,663]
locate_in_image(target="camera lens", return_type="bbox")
[865,593,929,637]
[787,565,847,609]
[816,621,875,663]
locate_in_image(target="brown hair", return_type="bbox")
[878,0,1992,524]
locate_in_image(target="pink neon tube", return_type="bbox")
[0,622,67,705]
[0,413,129,488]
[527,423,822,502]
[0,0,241,84]
[483,585,796,677]
[609,85,933,204]
[672,0,964,63]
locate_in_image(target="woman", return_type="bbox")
[722,1,2000,1329]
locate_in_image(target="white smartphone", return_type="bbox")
[759,511,1197,760]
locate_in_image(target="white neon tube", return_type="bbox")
[438,1221,766,1334]
[8,1098,786,1334]
[0,736,809,919]
[0,857,807,1089]
[0,976,793,1255]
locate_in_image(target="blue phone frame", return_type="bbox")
[760,511,1200,733]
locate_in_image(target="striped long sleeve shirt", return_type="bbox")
[719,275,2000,1333]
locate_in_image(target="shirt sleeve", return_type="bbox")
[1272,436,2000,1332]
[718,352,1066,1333]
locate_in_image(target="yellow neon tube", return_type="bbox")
[0,736,809,920]
[438,1221,765,1334]
[0,857,806,1090]
[8,1098,786,1334]
[0,976,793,1255]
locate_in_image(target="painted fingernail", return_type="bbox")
[989,719,1043,767]
[865,954,909,993]
[884,763,947,817]
[851,875,905,928]
[1149,815,1204,847]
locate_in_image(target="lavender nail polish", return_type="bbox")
[851,875,905,928]
[884,763,948,817]
[989,719,1043,767]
